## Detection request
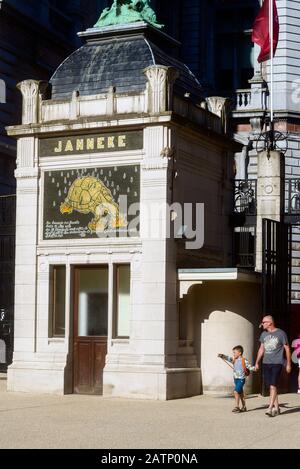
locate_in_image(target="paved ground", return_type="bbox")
[0,377,299,449]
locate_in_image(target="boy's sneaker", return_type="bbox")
[297,389,300,394]
[232,407,240,413]
[240,406,247,413]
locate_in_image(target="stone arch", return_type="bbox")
[191,280,261,394]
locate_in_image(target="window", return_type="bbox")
[114,265,131,338]
[215,3,258,92]
[77,267,108,337]
[49,266,66,337]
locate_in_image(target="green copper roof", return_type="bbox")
[94,0,164,30]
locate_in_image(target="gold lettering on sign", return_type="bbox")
[54,141,62,153]
[108,137,115,149]
[97,137,105,149]
[118,135,126,148]
[87,138,95,150]
[65,140,74,152]
[76,139,84,151]
[41,131,142,157]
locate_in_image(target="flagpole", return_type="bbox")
[269,0,274,124]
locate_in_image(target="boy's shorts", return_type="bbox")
[234,379,246,394]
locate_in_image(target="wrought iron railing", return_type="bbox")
[235,226,256,269]
[234,179,257,215]
[233,180,257,269]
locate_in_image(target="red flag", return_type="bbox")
[252,0,279,63]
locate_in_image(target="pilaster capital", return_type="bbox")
[144,65,179,114]
[17,80,49,124]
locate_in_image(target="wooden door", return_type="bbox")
[73,266,108,395]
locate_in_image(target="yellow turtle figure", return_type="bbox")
[60,176,127,233]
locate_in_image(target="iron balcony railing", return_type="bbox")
[235,226,256,269]
[234,179,257,216]
[233,180,257,270]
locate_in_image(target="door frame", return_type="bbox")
[72,264,109,395]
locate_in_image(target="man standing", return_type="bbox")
[255,315,292,417]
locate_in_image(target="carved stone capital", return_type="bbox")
[17,80,48,124]
[144,65,179,114]
[206,96,230,133]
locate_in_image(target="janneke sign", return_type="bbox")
[39,130,143,157]
[40,131,142,240]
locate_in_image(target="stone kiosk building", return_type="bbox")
[6,4,261,399]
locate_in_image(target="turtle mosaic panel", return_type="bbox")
[43,165,140,240]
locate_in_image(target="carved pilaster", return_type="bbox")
[16,137,35,169]
[17,80,48,124]
[144,66,179,114]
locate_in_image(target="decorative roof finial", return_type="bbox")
[94,0,164,29]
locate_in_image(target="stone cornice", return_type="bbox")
[6,115,172,138]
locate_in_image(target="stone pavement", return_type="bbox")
[0,378,299,449]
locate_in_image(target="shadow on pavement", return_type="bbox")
[246,401,300,415]
[280,406,300,416]
[216,395,259,400]
[247,403,289,412]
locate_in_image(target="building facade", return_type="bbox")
[5,0,300,396]
[6,0,264,398]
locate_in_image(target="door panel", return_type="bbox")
[94,339,107,392]
[73,267,108,395]
[76,341,91,390]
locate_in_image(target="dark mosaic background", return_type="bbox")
[43,165,140,240]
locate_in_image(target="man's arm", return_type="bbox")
[255,343,265,370]
[284,344,292,373]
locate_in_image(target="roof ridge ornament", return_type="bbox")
[94,0,164,30]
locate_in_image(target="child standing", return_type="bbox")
[218,345,255,413]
